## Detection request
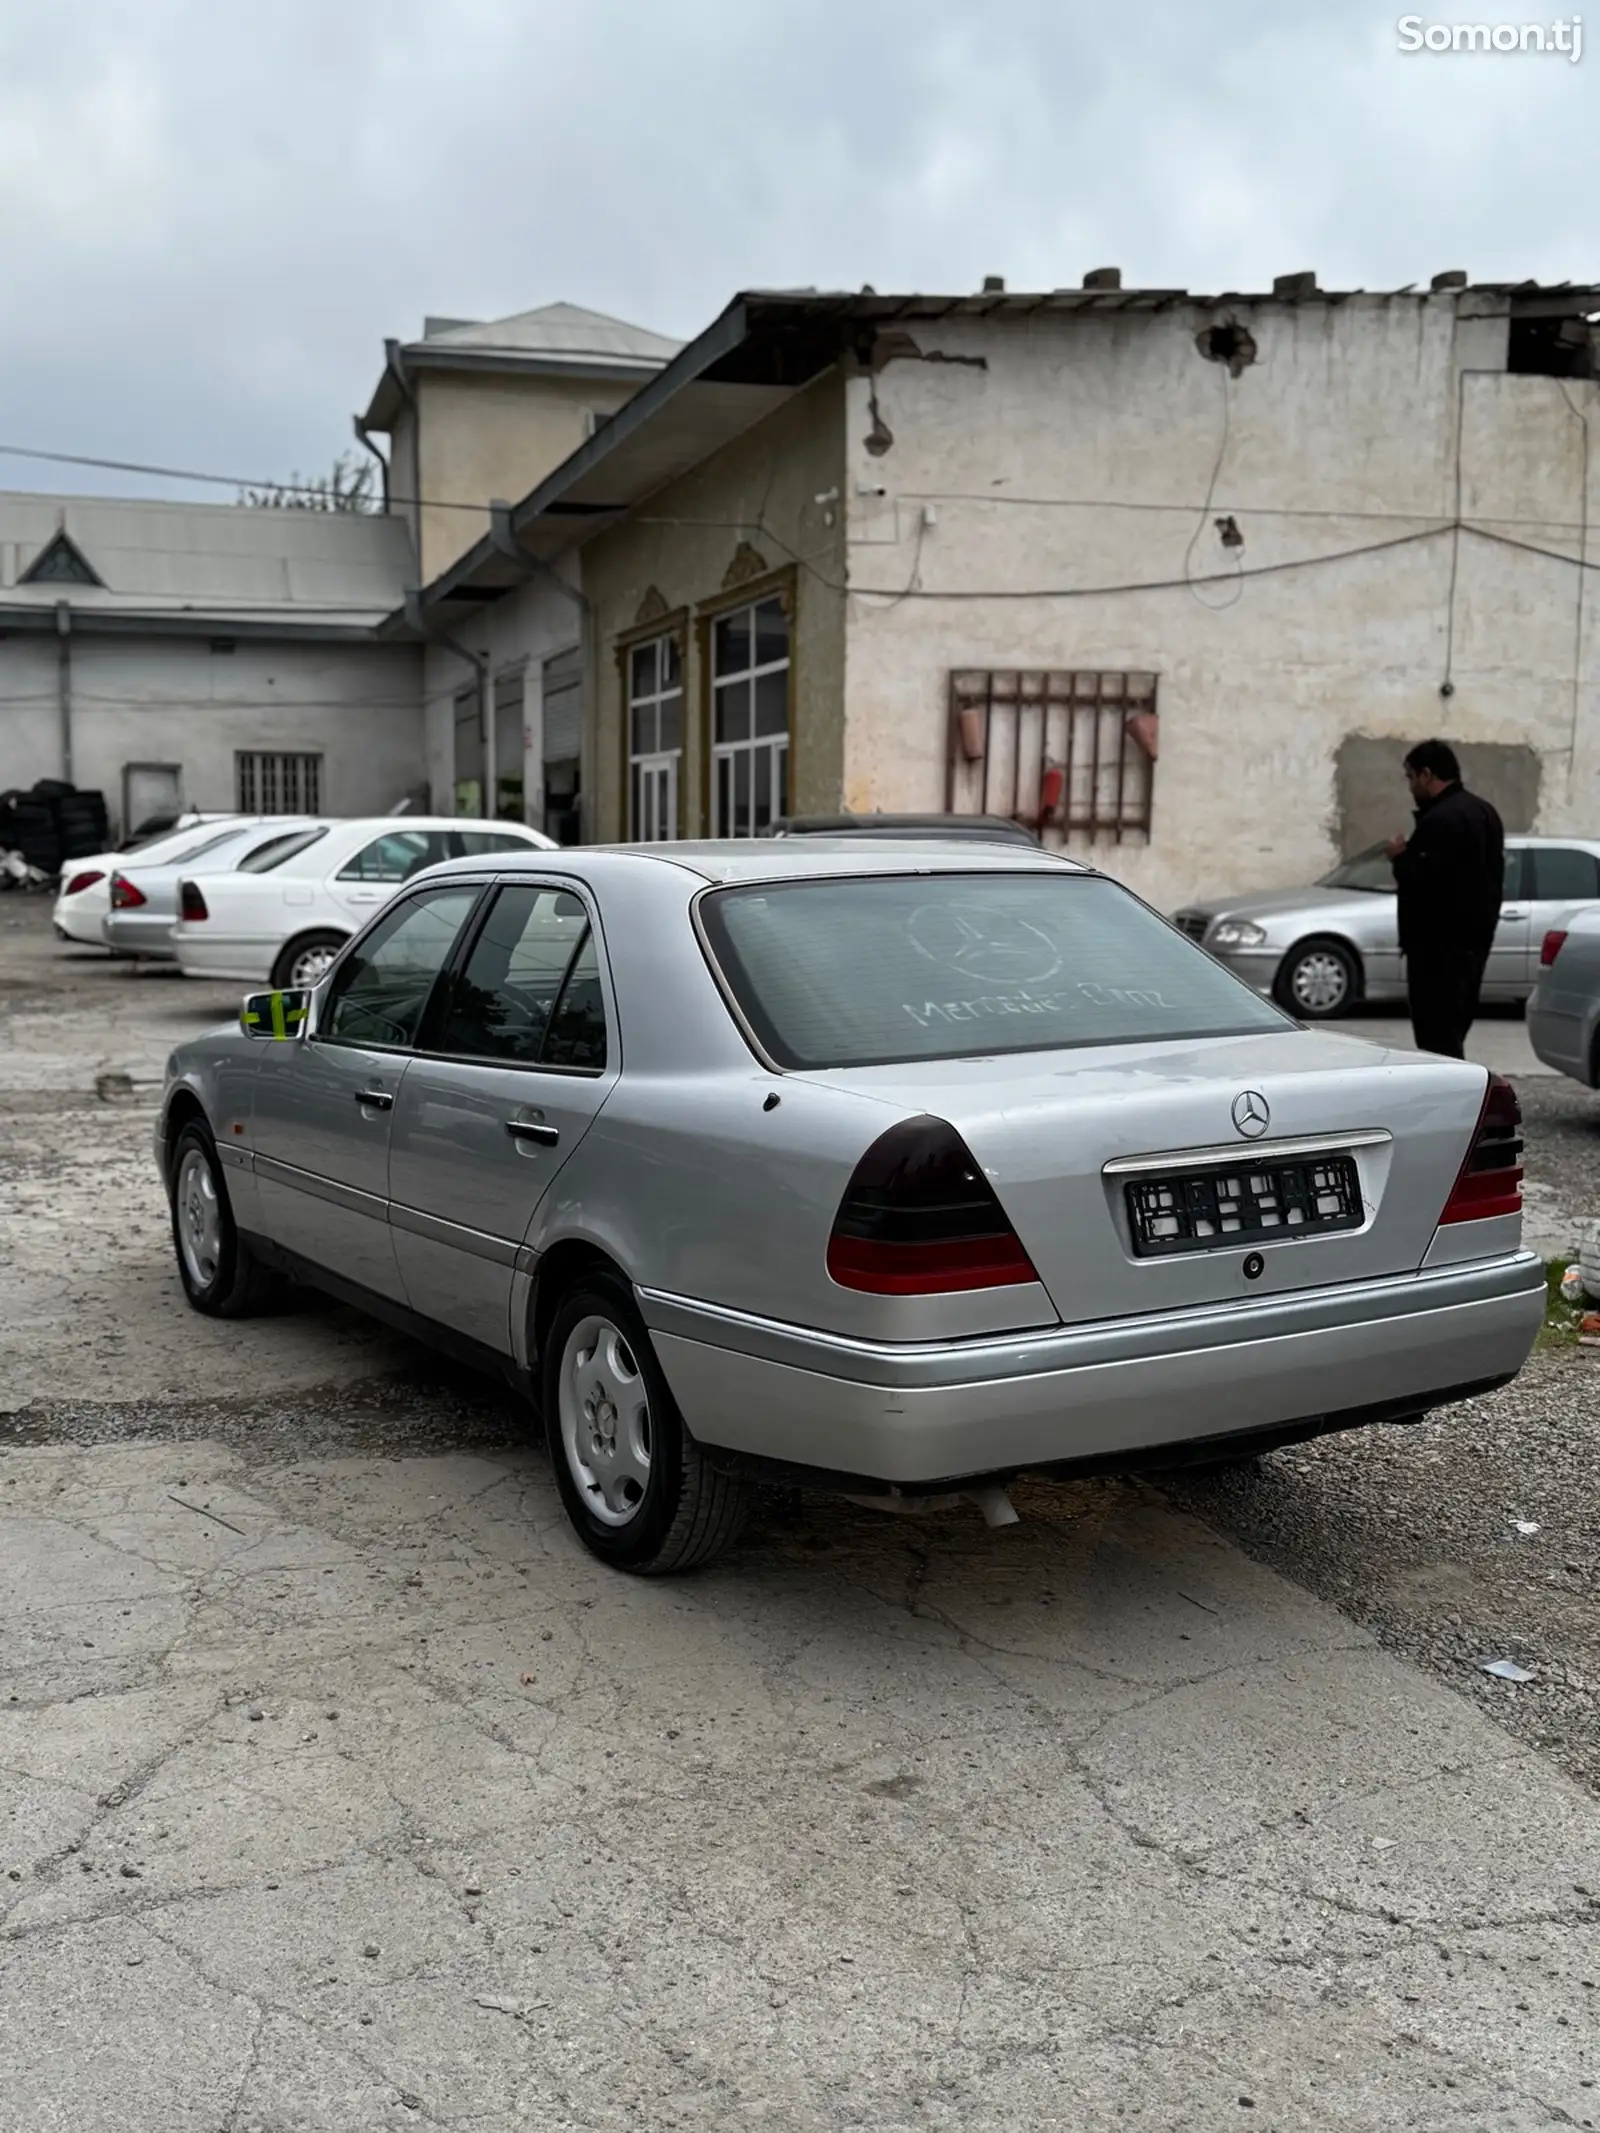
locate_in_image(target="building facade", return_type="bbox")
[0,492,424,834]
[403,276,1600,908]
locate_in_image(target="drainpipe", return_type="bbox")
[351,416,390,513]
[487,501,594,839]
[385,338,420,550]
[54,600,73,785]
[403,591,486,817]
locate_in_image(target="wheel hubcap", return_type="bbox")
[176,1148,223,1289]
[557,1316,652,1527]
[1291,952,1349,1014]
[291,945,337,988]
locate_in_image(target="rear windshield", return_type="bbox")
[699,872,1290,1069]
[238,827,329,873]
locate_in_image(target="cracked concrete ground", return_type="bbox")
[3,899,1599,2131]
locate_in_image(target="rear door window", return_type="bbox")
[700,871,1289,1069]
[430,886,593,1064]
[1530,847,1600,900]
[338,829,533,882]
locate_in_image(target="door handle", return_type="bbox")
[1501,907,1529,920]
[504,1118,559,1146]
[353,1089,394,1111]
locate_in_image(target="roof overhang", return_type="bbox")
[359,342,672,433]
[0,603,400,646]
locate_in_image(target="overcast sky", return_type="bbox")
[0,0,1593,506]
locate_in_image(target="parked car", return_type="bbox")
[103,818,328,960]
[156,839,1542,1575]
[1174,836,1600,1018]
[52,815,247,948]
[1527,911,1600,1088]
[172,817,557,988]
[766,812,1040,846]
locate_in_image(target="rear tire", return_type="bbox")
[542,1271,752,1574]
[270,930,346,990]
[1275,938,1359,1020]
[168,1122,279,1318]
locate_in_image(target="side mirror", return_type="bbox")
[240,989,310,1041]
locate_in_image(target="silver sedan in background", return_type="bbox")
[1528,909,1600,1089]
[103,818,328,959]
[155,842,1542,1574]
[1175,835,1600,1019]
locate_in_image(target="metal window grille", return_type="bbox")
[627,634,684,840]
[236,751,322,815]
[710,597,789,838]
[946,670,1158,842]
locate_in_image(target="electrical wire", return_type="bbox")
[1182,368,1244,611]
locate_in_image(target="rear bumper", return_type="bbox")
[102,911,177,958]
[54,902,109,946]
[1528,1000,1597,1086]
[641,1251,1545,1486]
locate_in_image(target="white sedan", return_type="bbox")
[173,817,557,989]
[53,815,245,948]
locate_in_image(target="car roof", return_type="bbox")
[434,839,1086,886]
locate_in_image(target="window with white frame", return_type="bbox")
[710,595,788,838]
[627,634,683,841]
[236,751,322,815]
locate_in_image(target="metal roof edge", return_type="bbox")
[0,604,403,645]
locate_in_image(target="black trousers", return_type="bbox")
[1406,945,1489,1059]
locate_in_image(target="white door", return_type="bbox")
[123,763,182,837]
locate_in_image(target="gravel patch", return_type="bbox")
[1169,1347,1600,1796]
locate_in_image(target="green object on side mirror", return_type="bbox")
[240,989,310,1041]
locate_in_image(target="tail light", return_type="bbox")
[180,881,209,922]
[826,1117,1038,1293]
[64,870,105,897]
[1540,929,1568,968]
[109,873,146,910]
[1440,1073,1523,1225]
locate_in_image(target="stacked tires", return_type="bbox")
[0,781,111,877]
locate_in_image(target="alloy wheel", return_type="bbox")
[1289,950,1350,1016]
[558,1315,653,1527]
[176,1147,223,1290]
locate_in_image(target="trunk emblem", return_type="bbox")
[1231,1090,1271,1138]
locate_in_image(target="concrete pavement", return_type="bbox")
[3,901,1599,2130]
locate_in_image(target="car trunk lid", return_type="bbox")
[796,1028,1492,1325]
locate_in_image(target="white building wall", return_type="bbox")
[0,634,65,791]
[55,635,423,830]
[420,561,585,824]
[839,295,1599,910]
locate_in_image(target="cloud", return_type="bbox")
[0,0,1593,504]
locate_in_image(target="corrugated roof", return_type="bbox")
[0,489,416,636]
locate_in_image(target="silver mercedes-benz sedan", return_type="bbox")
[1175,836,1600,1019]
[155,841,1543,1573]
[1528,908,1600,1089]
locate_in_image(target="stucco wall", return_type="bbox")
[411,373,641,584]
[839,296,1600,909]
[580,372,848,841]
[5,635,425,831]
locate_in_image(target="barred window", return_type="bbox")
[947,671,1157,841]
[236,750,322,815]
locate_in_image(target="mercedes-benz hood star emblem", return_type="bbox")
[1232,1090,1271,1139]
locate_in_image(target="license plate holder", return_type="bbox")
[1125,1152,1364,1258]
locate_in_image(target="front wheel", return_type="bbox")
[169,1122,279,1318]
[543,1272,752,1574]
[1276,939,1359,1020]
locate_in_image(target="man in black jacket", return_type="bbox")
[1386,739,1505,1058]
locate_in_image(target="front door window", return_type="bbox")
[320,888,481,1051]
